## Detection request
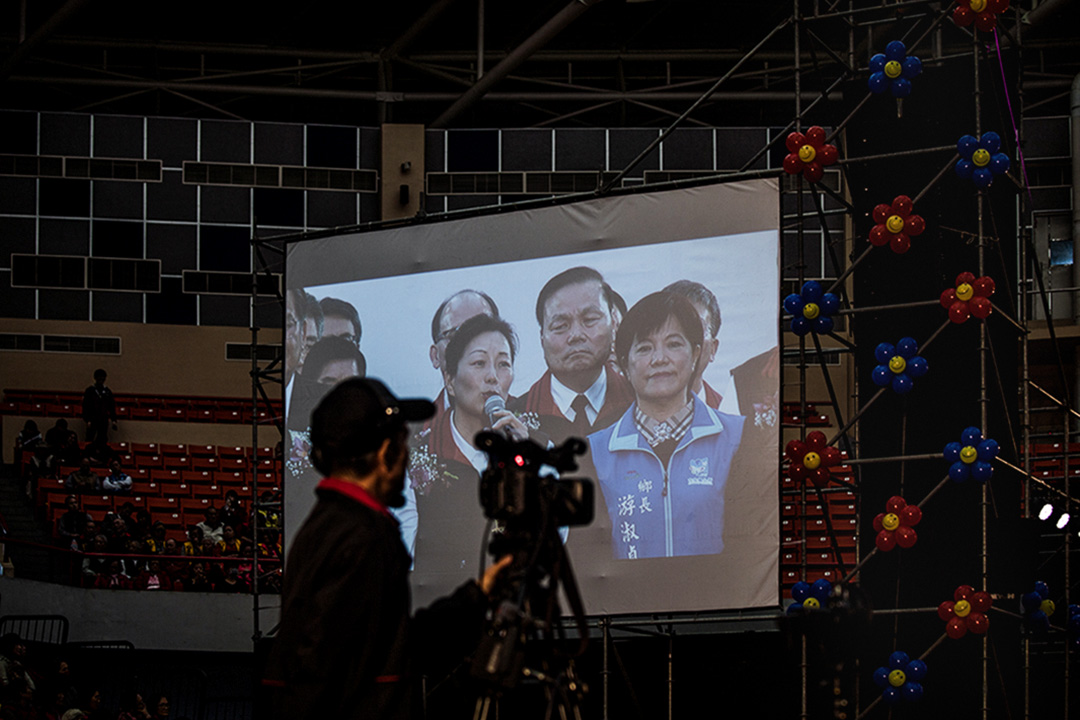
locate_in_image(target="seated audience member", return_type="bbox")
[65,461,100,494]
[56,496,91,549]
[94,559,130,590]
[101,460,132,493]
[182,526,203,556]
[220,491,246,535]
[116,692,151,720]
[218,525,242,556]
[80,535,110,584]
[80,688,103,719]
[2,680,38,718]
[47,659,80,713]
[75,520,98,553]
[0,633,36,699]
[135,559,172,591]
[145,522,168,554]
[147,694,170,720]
[121,538,146,577]
[105,515,132,554]
[254,491,281,531]
[196,508,224,544]
[14,421,42,475]
[184,562,213,592]
[214,567,249,593]
[44,419,81,472]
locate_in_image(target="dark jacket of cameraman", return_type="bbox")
[263,478,489,720]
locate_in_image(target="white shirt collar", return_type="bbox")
[449,412,489,474]
[550,369,607,425]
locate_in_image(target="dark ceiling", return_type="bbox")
[1,0,1077,129]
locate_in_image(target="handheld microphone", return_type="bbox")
[484,394,506,429]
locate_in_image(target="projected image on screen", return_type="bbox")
[285,182,780,614]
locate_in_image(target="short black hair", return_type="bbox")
[663,279,722,338]
[299,336,367,382]
[93,368,107,381]
[535,266,617,326]
[430,289,500,343]
[319,297,362,345]
[443,314,518,379]
[615,291,704,373]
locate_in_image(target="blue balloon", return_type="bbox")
[902,55,923,78]
[868,72,888,94]
[973,167,994,188]
[786,602,803,615]
[783,293,803,315]
[891,78,912,98]
[801,280,823,304]
[903,682,924,702]
[888,651,910,670]
[949,462,970,482]
[811,578,833,599]
[791,316,811,336]
[869,53,887,73]
[955,159,975,179]
[957,134,979,157]
[885,40,907,61]
[979,131,1002,153]
[883,686,901,705]
[972,461,993,482]
[873,666,890,688]
[990,152,1010,175]
[907,356,928,378]
[791,580,811,602]
[906,659,928,681]
[896,337,919,358]
[874,343,895,364]
[872,366,892,387]
[1035,580,1049,599]
[892,374,914,394]
[1068,604,1079,618]
[814,316,834,335]
[1021,591,1042,612]
[961,426,983,445]
[820,293,839,315]
[1030,610,1050,632]
[943,442,962,462]
[977,438,999,461]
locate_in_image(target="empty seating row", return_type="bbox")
[1,388,283,424]
[40,471,278,503]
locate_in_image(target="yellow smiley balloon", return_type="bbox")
[970,0,987,11]
[888,670,907,687]
[885,60,902,79]
[886,215,905,233]
[803,303,820,320]
[803,451,821,470]
[889,355,907,374]
[954,599,971,618]
[960,446,977,464]
[972,148,991,167]
[956,283,974,301]
[882,513,900,531]
[803,597,820,610]
[799,144,817,163]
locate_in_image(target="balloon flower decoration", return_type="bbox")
[868,41,923,98]
[868,195,925,254]
[944,426,999,483]
[1021,581,1054,633]
[784,280,839,336]
[785,431,842,486]
[1067,604,1080,651]
[941,272,995,323]
[955,132,1011,188]
[953,0,1010,32]
[938,584,992,639]
[787,578,833,613]
[783,126,838,183]
[872,651,927,705]
[872,337,928,394]
[872,496,922,552]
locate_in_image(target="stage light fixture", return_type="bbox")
[1056,513,1070,530]
[1038,503,1053,521]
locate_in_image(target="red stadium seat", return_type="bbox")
[191,457,219,472]
[192,483,222,499]
[190,445,217,458]
[215,472,247,488]
[160,443,188,457]
[163,455,191,470]
[147,497,178,514]
[218,446,246,460]
[183,470,215,485]
[82,495,115,514]
[159,481,192,499]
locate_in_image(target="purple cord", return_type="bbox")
[993,28,1033,202]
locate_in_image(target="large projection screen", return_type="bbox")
[285,180,780,614]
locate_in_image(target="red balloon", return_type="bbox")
[990,0,1010,12]
[818,144,838,166]
[783,153,802,175]
[872,513,885,533]
[946,616,968,639]
[970,591,992,613]
[975,10,997,31]
[970,296,992,319]
[805,126,826,146]
[973,276,996,297]
[949,301,970,324]
[938,600,956,622]
[812,467,831,487]
[872,203,892,224]
[900,504,922,527]
[889,233,911,254]
[966,612,990,634]
[956,271,976,286]
[895,526,918,548]
[786,132,805,153]
[953,6,974,26]
[803,161,824,183]
[954,584,975,602]
[806,431,827,451]
[789,463,808,482]
[820,446,841,468]
[875,530,897,552]
[940,288,958,309]
[786,439,807,462]
[905,214,925,236]
[869,225,890,247]
[886,496,907,513]
[891,195,913,216]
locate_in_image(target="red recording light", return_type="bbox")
[514,455,525,467]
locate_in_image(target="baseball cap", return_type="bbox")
[310,378,434,463]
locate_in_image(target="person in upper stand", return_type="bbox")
[56,496,91,549]
[101,459,132,494]
[81,369,116,460]
[196,507,224,544]
[65,460,100,494]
